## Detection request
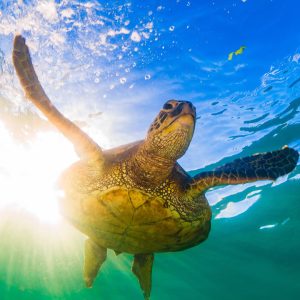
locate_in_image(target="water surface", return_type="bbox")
[0,1,299,299]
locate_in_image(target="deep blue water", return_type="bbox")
[0,1,299,299]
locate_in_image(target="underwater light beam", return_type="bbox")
[0,124,77,224]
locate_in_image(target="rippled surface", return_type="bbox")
[0,1,299,299]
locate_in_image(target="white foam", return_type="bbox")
[36,0,58,23]
[131,31,142,42]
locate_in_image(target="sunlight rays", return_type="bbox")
[0,122,77,224]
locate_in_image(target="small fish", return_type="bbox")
[228,46,246,61]
[235,46,246,55]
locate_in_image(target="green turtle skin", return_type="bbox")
[12,35,299,300]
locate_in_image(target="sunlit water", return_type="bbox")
[0,1,300,299]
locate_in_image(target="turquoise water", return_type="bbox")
[0,1,300,299]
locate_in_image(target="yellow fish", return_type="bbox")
[228,46,246,60]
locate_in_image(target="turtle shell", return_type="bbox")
[60,185,210,254]
[59,142,211,254]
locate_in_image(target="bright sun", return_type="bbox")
[0,122,77,224]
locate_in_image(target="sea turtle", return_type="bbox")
[13,35,299,299]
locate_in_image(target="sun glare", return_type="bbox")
[0,122,77,224]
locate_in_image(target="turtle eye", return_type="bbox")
[163,102,173,110]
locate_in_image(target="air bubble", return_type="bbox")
[120,77,127,84]
[145,74,151,80]
[169,26,175,31]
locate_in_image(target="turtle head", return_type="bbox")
[145,100,196,161]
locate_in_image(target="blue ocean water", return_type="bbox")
[0,1,299,299]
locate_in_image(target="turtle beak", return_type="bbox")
[182,101,196,119]
[170,101,196,127]
[171,101,196,119]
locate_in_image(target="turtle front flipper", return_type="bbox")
[12,35,103,162]
[192,146,299,192]
[83,239,107,288]
[132,254,154,300]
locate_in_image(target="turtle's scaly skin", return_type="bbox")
[12,35,299,300]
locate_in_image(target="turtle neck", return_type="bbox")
[130,141,175,187]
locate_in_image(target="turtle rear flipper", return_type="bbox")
[132,254,154,300]
[83,239,107,288]
[13,35,103,162]
[192,146,299,192]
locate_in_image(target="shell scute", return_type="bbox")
[128,189,150,209]
[99,187,134,224]
[132,197,174,225]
